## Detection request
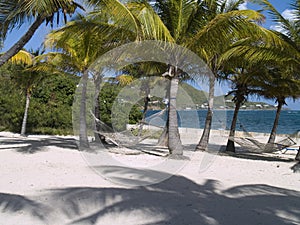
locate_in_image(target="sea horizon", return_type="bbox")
[146,109,300,135]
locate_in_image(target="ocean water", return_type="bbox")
[146,110,300,135]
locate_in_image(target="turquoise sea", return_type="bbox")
[146,110,300,135]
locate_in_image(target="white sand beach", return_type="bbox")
[0,131,299,225]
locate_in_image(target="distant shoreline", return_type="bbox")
[145,110,300,135]
[147,108,297,111]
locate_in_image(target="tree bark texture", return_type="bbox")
[0,16,45,67]
[225,100,242,152]
[168,76,183,155]
[196,75,215,151]
[79,70,90,148]
[20,91,31,136]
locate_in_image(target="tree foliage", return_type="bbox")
[0,65,79,134]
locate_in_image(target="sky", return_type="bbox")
[1,0,299,110]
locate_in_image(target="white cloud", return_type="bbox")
[270,23,284,33]
[219,0,248,10]
[282,9,297,20]
[270,9,297,33]
[238,2,248,10]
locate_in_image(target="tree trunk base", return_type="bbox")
[157,128,168,147]
[169,154,189,160]
[295,147,300,161]
[225,139,235,152]
[264,143,275,153]
[169,146,183,156]
[196,144,207,151]
[79,141,90,150]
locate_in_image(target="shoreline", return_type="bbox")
[128,124,299,138]
[145,109,300,135]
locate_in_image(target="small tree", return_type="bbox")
[7,50,46,136]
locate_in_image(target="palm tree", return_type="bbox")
[0,0,84,67]
[139,0,269,153]
[42,9,144,148]
[221,0,300,151]
[172,0,273,151]
[88,0,280,155]
[223,65,263,152]
[6,49,45,136]
[48,0,280,155]
[225,70,250,152]
[255,68,300,147]
[61,0,177,152]
[227,0,299,75]
[43,21,104,148]
[255,1,300,145]
[222,60,300,152]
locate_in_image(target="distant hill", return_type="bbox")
[171,82,276,110]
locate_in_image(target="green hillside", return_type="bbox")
[174,82,275,110]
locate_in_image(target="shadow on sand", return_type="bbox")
[183,143,295,162]
[0,135,78,153]
[1,167,299,225]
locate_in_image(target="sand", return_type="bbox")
[0,131,299,225]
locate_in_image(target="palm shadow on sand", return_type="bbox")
[0,136,78,153]
[0,193,49,221]
[2,167,299,225]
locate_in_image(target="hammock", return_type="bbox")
[143,109,167,128]
[229,135,296,153]
[90,110,165,147]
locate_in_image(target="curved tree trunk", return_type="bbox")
[157,122,169,146]
[20,90,31,136]
[157,81,170,147]
[196,75,215,151]
[225,99,242,152]
[138,84,150,138]
[93,73,105,143]
[267,99,284,144]
[295,147,300,161]
[79,70,90,148]
[0,16,45,67]
[168,76,183,155]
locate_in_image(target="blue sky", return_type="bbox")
[2,0,299,110]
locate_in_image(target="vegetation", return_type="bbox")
[0,0,299,155]
[0,66,79,135]
[99,81,142,131]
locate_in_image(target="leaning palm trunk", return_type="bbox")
[20,90,31,136]
[137,85,150,138]
[196,75,215,151]
[168,76,183,155]
[79,70,89,148]
[0,16,45,67]
[157,119,169,146]
[93,74,104,143]
[157,82,170,147]
[225,100,242,152]
[267,99,284,145]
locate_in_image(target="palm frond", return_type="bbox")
[190,10,263,53]
[155,0,197,42]
[116,74,134,86]
[88,0,141,40]
[253,0,297,39]
[9,50,33,65]
[221,44,299,67]
[225,0,247,12]
[128,1,174,42]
